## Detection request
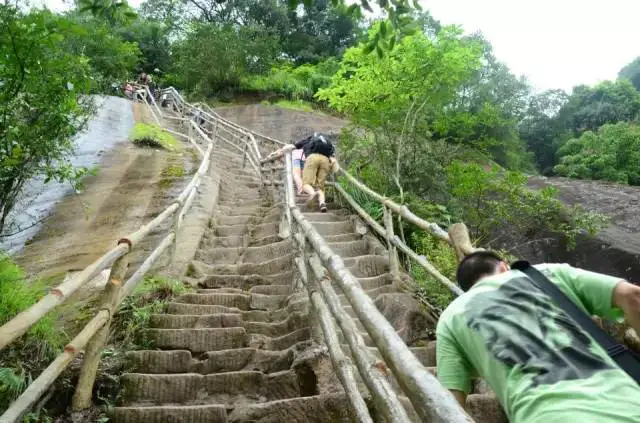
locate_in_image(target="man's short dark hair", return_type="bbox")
[456,250,505,292]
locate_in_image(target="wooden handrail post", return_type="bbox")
[383,205,400,283]
[71,251,129,410]
[448,223,477,261]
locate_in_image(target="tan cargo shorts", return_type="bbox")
[302,153,331,190]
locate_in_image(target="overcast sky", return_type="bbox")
[39,0,638,93]
[424,0,638,92]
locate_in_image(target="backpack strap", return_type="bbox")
[511,260,640,383]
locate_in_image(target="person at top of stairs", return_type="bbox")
[436,250,640,422]
[295,132,336,213]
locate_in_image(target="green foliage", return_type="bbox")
[60,13,141,92]
[619,57,640,91]
[0,6,95,235]
[118,19,172,75]
[173,24,280,98]
[411,233,457,310]
[554,122,640,185]
[242,58,339,101]
[77,0,138,25]
[446,161,608,250]
[130,123,179,151]
[0,256,66,411]
[112,276,191,348]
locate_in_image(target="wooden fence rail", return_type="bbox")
[0,87,262,422]
[261,149,474,422]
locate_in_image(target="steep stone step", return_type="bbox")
[167,301,308,323]
[176,292,251,309]
[112,404,228,423]
[144,327,247,353]
[215,225,248,237]
[242,240,293,263]
[227,394,352,423]
[467,394,508,423]
[343,255,389,278]
[149,313,242,329]
[125,348,296,375]
[195,246,242,264]
[197,272,293,290]
[323,233,361,243]
[251,222,279,239]
[120,370,301,406]
[201,254,293,276]
[327,240,369,258]
[248,327,311,350]
[217,215,254,226]
[242,311,307,337]
[309,221,354,237]
[303,212,350,222]
[211,236,245,248]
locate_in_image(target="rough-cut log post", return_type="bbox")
[71,251,129,410]
[333,182,461,295]
[309,290,374,423]
[383,205,400,284]
[448,223,477,261]
[282,151,294,236]
[292,208,473,423]
[307,255,410,422]
[0,311,110,423]
[293,257,372,423]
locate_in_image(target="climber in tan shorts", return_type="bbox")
[296,133,335,213]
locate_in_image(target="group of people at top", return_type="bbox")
[276,131,640,422]
[274,132,337,213]
[123,72,156,102]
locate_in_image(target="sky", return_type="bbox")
[423,0,639,93]
[39,0,639,93]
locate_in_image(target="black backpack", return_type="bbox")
[306,133,334,158]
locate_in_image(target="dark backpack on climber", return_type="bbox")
[306,132,334,158]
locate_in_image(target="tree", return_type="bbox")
[619,57,640,91]
[0,6,94,235]
[77,0,137,25]
[59,13,141,91]
[519,89,569,173]
[554,122,640,185]
[118,19,172,74]
[172,23,280,98]
[557,80,640,135]
[282,0,363,64]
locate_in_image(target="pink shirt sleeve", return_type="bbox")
[292,149,303,160]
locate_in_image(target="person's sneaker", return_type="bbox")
[319,203,328,213]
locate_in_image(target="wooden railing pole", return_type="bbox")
[448,222,477,261]
[383,205,400,283]
[71,249,129,410]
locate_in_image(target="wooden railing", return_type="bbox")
[261,149,476,422]
[0,87,263,422]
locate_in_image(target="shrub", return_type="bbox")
[0,256,66,411]
[130,123,179,151]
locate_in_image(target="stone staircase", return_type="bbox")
[112,143,508,422]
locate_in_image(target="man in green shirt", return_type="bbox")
[437,251,640,422]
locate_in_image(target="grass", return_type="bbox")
[130,123,179,151]
[111,276,192,349]
[0,255,66,412]
[161,164,185,178]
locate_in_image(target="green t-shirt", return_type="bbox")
[436,263,640,423]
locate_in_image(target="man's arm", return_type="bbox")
[613,281,640,335]
[436,326,473,408]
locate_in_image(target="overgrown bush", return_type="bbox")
[554,122,640,185]
[0,256,66,412]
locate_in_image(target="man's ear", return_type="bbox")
[497,261,510,273]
